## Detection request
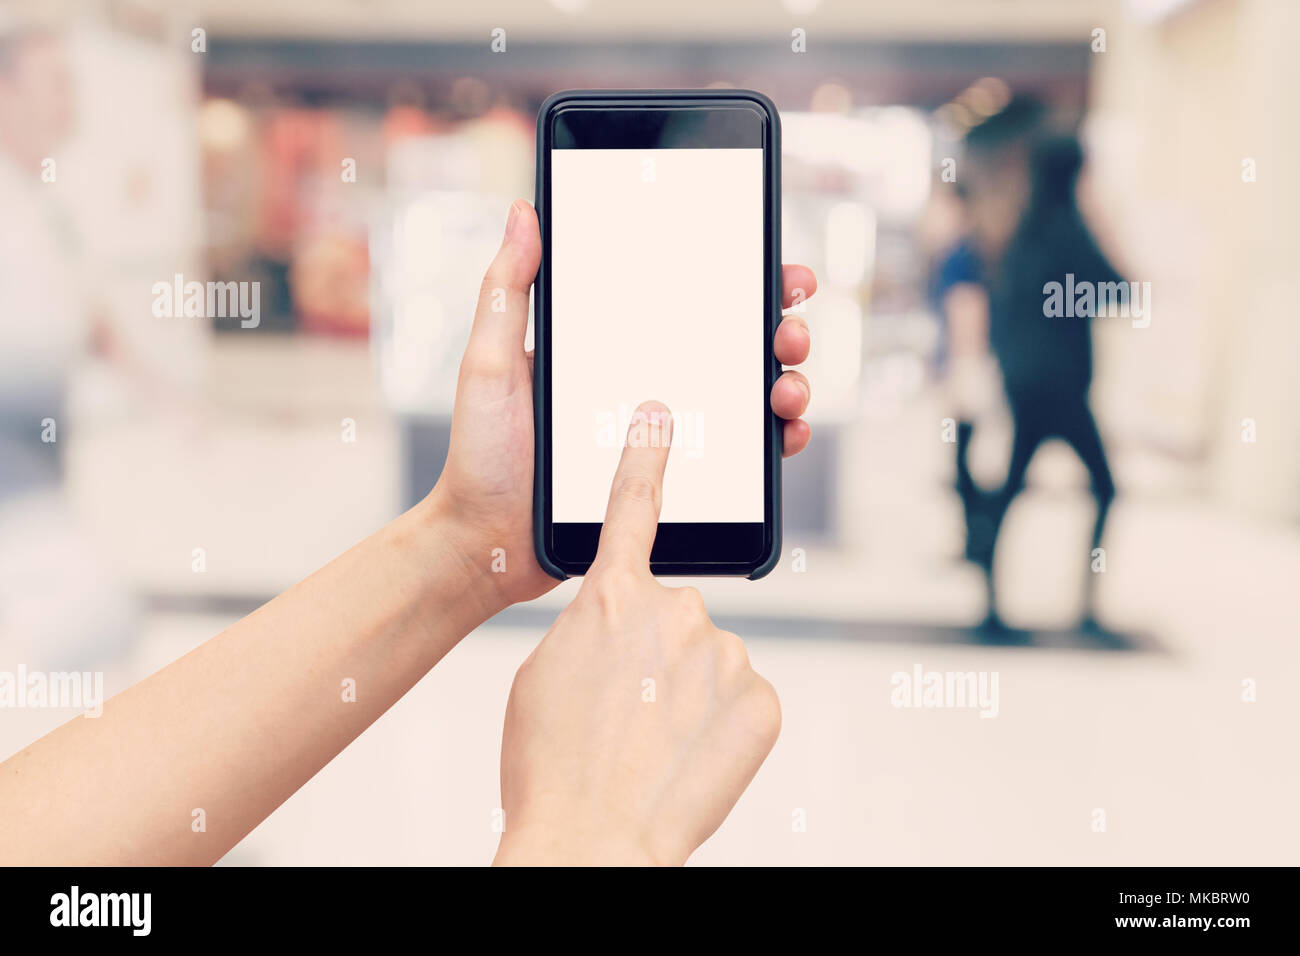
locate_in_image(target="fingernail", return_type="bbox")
[504,201,522,240]
[628,402,672,448]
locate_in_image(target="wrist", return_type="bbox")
[493,822,668,867]
[407,487,511,627]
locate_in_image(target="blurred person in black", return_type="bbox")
[967,120,1120,637]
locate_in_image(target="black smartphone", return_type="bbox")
[533,89,782,579]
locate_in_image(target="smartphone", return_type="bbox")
[533,89,782,579]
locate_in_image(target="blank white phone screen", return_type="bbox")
[551,147,764,523]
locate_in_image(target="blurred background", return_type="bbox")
[1,0,1297,865]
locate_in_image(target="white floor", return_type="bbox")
[3,338,1296,865]
[43,482,1285,867]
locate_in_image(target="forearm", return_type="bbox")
[0,491,501,865]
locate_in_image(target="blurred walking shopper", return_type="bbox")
[973,133,1120,636]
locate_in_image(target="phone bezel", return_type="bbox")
[533,89,783,579]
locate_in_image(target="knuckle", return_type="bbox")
[508,652,542,706]
[586,566,640,617]
[612,473,659,506]
[674,585,707,619]
[713,628,751,671]
[744,674,783,742]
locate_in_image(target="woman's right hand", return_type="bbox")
[494,402,782,866]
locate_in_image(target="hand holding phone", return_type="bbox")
[495,401,782,866]
[431,189,814,608]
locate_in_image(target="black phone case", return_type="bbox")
[532,89,783,580]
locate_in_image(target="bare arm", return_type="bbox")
[0,494,501,865]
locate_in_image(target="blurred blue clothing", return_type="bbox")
[928,237,983,374]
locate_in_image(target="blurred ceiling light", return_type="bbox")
[548,0,590,13]
[945,77,1007,127]
[961,85,998,117]
[1125,0,1195,21]
[810,82,852,115]
[935,101,976,134]
[971,76,1010,111]
[198,98,251,152]
[781,0,823,14]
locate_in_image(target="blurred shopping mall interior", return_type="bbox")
[0,0,1297,864]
